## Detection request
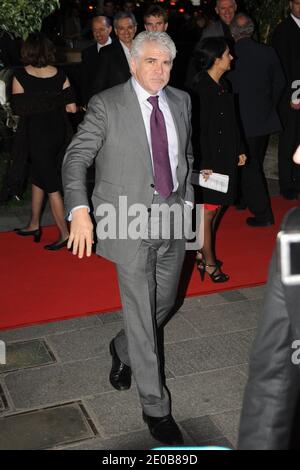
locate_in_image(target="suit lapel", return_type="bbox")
[164,87,184,157]
[118,80,154,177]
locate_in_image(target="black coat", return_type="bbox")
[81,43,102,105]
[194,72,245,205]
[272,15,300,181]
[229,38,285,138]
[91,40,131,95]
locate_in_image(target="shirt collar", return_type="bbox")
[291,13,300,28]
[97,36,112,51]
[131,76,166,105]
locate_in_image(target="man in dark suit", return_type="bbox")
[229,13,285,227]
[81,15,112,106]
[272,0,300,200]
[238,205,300,449]
[62,31,194,446]
[91,11,137,95]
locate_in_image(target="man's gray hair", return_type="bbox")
[114,11,137,28]
[230,13,255,40]
[130,31,177,61]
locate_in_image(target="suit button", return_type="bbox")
[148,208,151,213]
[150,184,155,188]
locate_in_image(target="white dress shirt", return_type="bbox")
[119,40,132,66]
[96,37,112,52]
[291,14,300,28]
[131,76,179,194]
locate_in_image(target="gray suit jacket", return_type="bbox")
[62,79,194,265]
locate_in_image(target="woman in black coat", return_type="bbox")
[193,37,247,282]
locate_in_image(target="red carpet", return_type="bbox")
[0,196,298,330]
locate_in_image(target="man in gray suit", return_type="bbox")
[62,31,194,446]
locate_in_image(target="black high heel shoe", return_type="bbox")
[197,261,229,283]
[15,228,42,243]
[196,252,223,268]
[44,238,69,251]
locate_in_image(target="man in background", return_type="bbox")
[229,13,285,227]
[91,11,137,94]
[81,15,112,105]
[272,0,300,200]
[143,5,168,33]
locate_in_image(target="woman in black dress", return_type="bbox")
[12,33,76,250]
[193,37,247,282]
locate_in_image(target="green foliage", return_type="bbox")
[244,0,289,42]
[0,0,60,39]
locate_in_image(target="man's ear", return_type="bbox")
[130,57,137,75]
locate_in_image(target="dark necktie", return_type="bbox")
[147,96,173,199]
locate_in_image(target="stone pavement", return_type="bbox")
[0,146,279,450]
[0,286,266,450]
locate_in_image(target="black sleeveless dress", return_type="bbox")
[13,67,73,193]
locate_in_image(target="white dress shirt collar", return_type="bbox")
[291,13,300,28]
[96,36,112,52]
[131,76,166,104]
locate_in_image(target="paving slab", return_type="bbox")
[210,409,242,449]
[4,355,112,410]
[0,339,56,374]
[46,323,122,363]
[165,329,256,376]
[0,315,103,342]
[180,300,261,337]
[0,402,96,450]
[169,366,247,421]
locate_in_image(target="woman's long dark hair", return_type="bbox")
[21,32,56,68]
[194,37,229,73]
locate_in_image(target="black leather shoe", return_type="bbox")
[143,412,184,446]
[246,217,274,227]
[109,339,131,391]
[44,239,68,250]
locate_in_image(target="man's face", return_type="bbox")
[130,42,172,95]
[115,17,137,47]
[290,0,300,19]
[144,15,168,32]
[92,17,112,45]
[216,0,237,25]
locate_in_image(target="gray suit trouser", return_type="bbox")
[238,253,300,449]
[114,192,186,417]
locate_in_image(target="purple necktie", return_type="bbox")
[148,96,173,199]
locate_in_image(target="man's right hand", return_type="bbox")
[68,207,94,259]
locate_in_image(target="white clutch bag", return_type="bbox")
[192,172,229,194]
